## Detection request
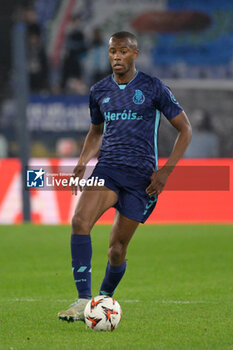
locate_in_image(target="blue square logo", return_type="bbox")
[27,169,45,188]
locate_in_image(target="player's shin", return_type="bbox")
[99,261,127,297]
[71,234,92,299]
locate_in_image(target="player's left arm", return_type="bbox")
[146,111,192,196]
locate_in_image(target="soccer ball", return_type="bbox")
[84,295,122,331]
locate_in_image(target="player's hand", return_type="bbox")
[146,167,169,196]
[71,164,86,195]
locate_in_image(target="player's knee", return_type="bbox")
[108,242,125,265]
[72,214,91,235]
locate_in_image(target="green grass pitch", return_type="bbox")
[0,224,232,350]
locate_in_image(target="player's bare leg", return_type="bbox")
[71,185,118,234]
[58,186,118,322]
[99,211,139,296]
[108,211,139,265]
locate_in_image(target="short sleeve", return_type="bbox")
[89,88,105,125]
[156,80,183,120]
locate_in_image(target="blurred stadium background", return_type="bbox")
[0,0,232,224]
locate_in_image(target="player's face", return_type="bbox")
[108,38,139,75]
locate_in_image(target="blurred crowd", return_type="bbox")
[25,6,48,93]
[0,2,111,158]
[23,5,110,95]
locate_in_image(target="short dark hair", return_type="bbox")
[110,31,138,48]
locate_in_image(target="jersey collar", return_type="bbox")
[111,71,139,89]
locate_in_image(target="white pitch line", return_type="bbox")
[0,298,228,304]
[156,300,206,304]
[0,298,140,303]
[0,298,72,303]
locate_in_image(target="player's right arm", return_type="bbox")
[78,123,104,167]
[71,123,104,195]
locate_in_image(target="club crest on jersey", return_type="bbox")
[133,90,145,105]
[103,97,110,103]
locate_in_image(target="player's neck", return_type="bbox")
[113,68,137,85]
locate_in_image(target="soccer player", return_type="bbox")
[58,31,192,322]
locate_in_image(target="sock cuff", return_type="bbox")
[71,234,91,245]
[108,261,126,273]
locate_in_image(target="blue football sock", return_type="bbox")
[99,261,127,297]
[71,234,92,299]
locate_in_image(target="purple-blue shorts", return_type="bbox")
[91,165,157,223]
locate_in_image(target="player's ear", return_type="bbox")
[134,49,139,59]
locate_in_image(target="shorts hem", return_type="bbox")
[115,208,144,224]
[103,183,119,198]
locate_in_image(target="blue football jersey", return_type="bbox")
[89,71,183,175]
